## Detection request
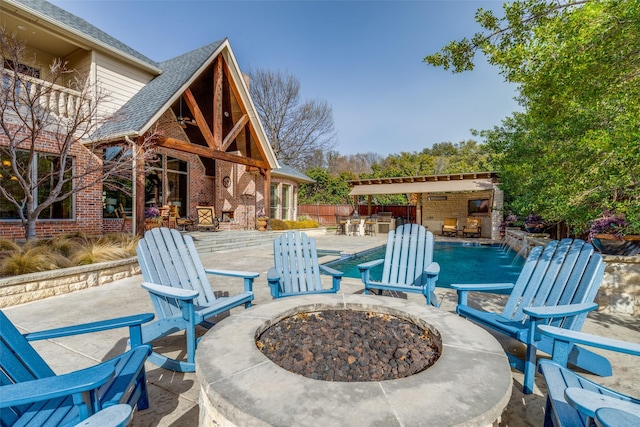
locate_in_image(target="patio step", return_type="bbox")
[189,230,276,253]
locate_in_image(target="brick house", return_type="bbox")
[1,0,311,238]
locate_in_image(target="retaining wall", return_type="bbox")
[504,230,639,315]
[0,258,140,308]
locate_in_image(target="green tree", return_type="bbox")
[425,0,640,234]
[298,168,354,204]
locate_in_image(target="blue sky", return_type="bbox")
[52,0,519,156]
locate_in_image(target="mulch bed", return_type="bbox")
[256,309,440,382]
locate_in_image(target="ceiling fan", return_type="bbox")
[177,97,198,128]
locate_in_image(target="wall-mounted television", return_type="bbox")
[468,199,490,215]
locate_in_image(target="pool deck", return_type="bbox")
[3,230,640,426]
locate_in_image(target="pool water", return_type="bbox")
[325,243,525,288]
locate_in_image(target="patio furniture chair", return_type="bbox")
[335,215,347,235]
[442,217,458,236]
[136,227,257,372]
[196,206,219,231]
[349,216,364,236]
[364,216,376,236]
[170,204,194,231]
[537,325,640,427]
[0,310,153,426]
[268,230,343,298]
[462,217,481,237]
[116,203,132,232]
[159,205,176,229]
[358,224,440,307]
[451,238,609,394]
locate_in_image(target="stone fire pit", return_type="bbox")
[196,294,512,426]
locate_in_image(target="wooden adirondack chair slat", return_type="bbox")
[268,231,342,298]
[0,311,152,426]
[538,325,640,426]
[359,224,440,307]
[451,238,607,394]
[136,227,257,372]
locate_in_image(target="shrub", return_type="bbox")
[297,219,319,229]
[269,219,288,230]
[0,246,72,276]
[0,232,138,277]
[70,242,132,265]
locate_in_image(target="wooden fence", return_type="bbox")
[298,204,417,226]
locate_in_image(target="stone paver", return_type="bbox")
[3,230,639,426]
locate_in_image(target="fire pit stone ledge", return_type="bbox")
[196,294,512,427]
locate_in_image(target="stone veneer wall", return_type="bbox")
[596,254,640,316]
[421,190,496,238]
[504,230,639,315]
[0,258,139,308]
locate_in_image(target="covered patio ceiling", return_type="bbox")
[347,172,499,196]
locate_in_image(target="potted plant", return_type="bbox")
[145,206,162,230]
[524,212,546,234]
[256,208,269,232]
[589,209,640,256]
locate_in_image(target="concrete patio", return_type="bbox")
[3,230,639,426]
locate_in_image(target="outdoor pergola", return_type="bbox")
[348,172,502,238]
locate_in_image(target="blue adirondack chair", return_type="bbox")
[0,310,153,427]
[136,227,258,372]
[537,325,640,427]
[451,238,609,394]
[267,230,343,298]
[358,224,440,307]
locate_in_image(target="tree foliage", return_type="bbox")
[248,68,337,171]
[299,140,488,205]
[426,0,640,234]
[0,28,156,239]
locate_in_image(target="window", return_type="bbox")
[270,184,279,219]
[144,154,188,216]
[0,151,72,219]
[282,185,291,220]
[3,59,41,78]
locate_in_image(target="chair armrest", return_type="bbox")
[204,268,259,279]
[357,259,384,271]
[452,283,514,306]
[319,264,343,277]
[204,269,258,293]
[523,303,597,319]
[564,387,640,420]
[537,325,640,356]
[267,267,280,283]
[74,404,133,427]
[141,282,199,300]
[450,283,514,292]
[0,364,114,408]
[24,313,155,342]
[425,262,440,275]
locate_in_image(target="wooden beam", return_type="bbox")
[157,136,270,168]
[183,88,217,150]
[213,56,223,148]
[221,113,249,151]
[221,59,272,167]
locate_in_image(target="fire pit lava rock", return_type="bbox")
[196,294,512,427]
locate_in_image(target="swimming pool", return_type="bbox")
[324,243,525,288]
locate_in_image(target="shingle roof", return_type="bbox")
[272,164,315,183]
[92,40,225,139]
[12,0,158,68]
